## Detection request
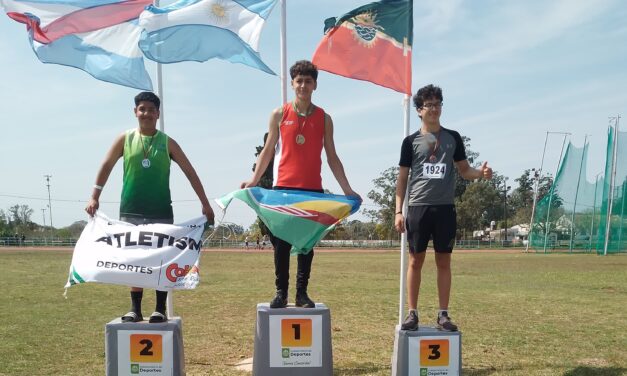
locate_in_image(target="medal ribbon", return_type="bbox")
[140,131,156,160]
[429,131,442,162]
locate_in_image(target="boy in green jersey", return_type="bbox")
[86,92,214,323]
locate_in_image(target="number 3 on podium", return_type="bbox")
[420,339,449,366]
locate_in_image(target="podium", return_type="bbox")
[253,303,333,376]
[105,317,185,376]
[391,325,461,376]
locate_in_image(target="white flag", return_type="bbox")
[65,212,206,290]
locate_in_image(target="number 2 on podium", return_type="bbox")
[130,334,163,363]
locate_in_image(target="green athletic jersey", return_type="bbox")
[120,129,173,219]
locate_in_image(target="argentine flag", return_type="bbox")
[139,0,276,74]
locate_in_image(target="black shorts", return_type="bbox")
[406,205,456,253]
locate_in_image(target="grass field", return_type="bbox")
[0,248,625,376]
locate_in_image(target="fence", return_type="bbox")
[0,237,78,247]
[1,237,525,250]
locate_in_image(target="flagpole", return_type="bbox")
[157,62,165,132]
[152,0,170,315]
[604,116,620,256]
[399,95,410,324]
[279,0,287,104]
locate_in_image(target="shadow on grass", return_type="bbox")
[462,368,498,376]
[461,366,627,376]
[563,366,627,376]
[333,363,389,375]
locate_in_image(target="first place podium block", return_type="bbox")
[105,317,185,376]
[253,303,333,376]
[392,325,461,376]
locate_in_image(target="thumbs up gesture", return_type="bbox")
[480,161,493,180]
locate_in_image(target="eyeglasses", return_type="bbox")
[422,102,443,110]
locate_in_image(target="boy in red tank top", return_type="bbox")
[241,60,361,308]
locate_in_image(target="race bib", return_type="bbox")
[423,163,446,179]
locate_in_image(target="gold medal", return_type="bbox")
[294,102,314,146]
[142,158,151,168]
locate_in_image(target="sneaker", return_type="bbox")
[436,312,458,332]
[270,292,287,308]
[401,310,419,331]
[295,291,315,308]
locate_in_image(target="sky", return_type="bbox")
[1,0,626,229]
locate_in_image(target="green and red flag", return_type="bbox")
[216,187,361,254]
[312,0,413,94]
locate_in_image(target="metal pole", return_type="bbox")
[543,133,570,253]
[604,116,620,256]
[569,136,588,252]
[526,131,554,252]
[157,63,164,132]
[154,0,164,132]
[44,175,53,231]
[503,178,508,242]
[398,94,410,325]
[279,0,287,105]
[618,180,625,253]
[151,0,172,316]
[589,173,601,252]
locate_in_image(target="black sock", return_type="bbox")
[155,290,168,315]
[131,291,143,314]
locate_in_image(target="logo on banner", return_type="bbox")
[166,263,198,282]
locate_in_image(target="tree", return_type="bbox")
[366,166,398,240]
[454,136,479,197]
[253,132,273,189]
[509,169,554,226]
[455,181,501,236]
[6,204,35,234]
[0,209,7,233]
[251,132,273,235]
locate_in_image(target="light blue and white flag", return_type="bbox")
[139,0,276,74]
[1,0,154,90]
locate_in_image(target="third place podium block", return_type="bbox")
[253,303,333,376]
[392,325,461,376]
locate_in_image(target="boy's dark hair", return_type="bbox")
[412,84,443,109]
[290,60,318,81]
[134,92,161,110]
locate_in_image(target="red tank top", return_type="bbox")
[273,102,325,190]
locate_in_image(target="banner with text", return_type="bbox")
[65,212,206,290]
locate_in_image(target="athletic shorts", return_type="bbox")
[405,205,456,253]
[120,216,174,225]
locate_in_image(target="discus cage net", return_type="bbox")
[529,124,626,254]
